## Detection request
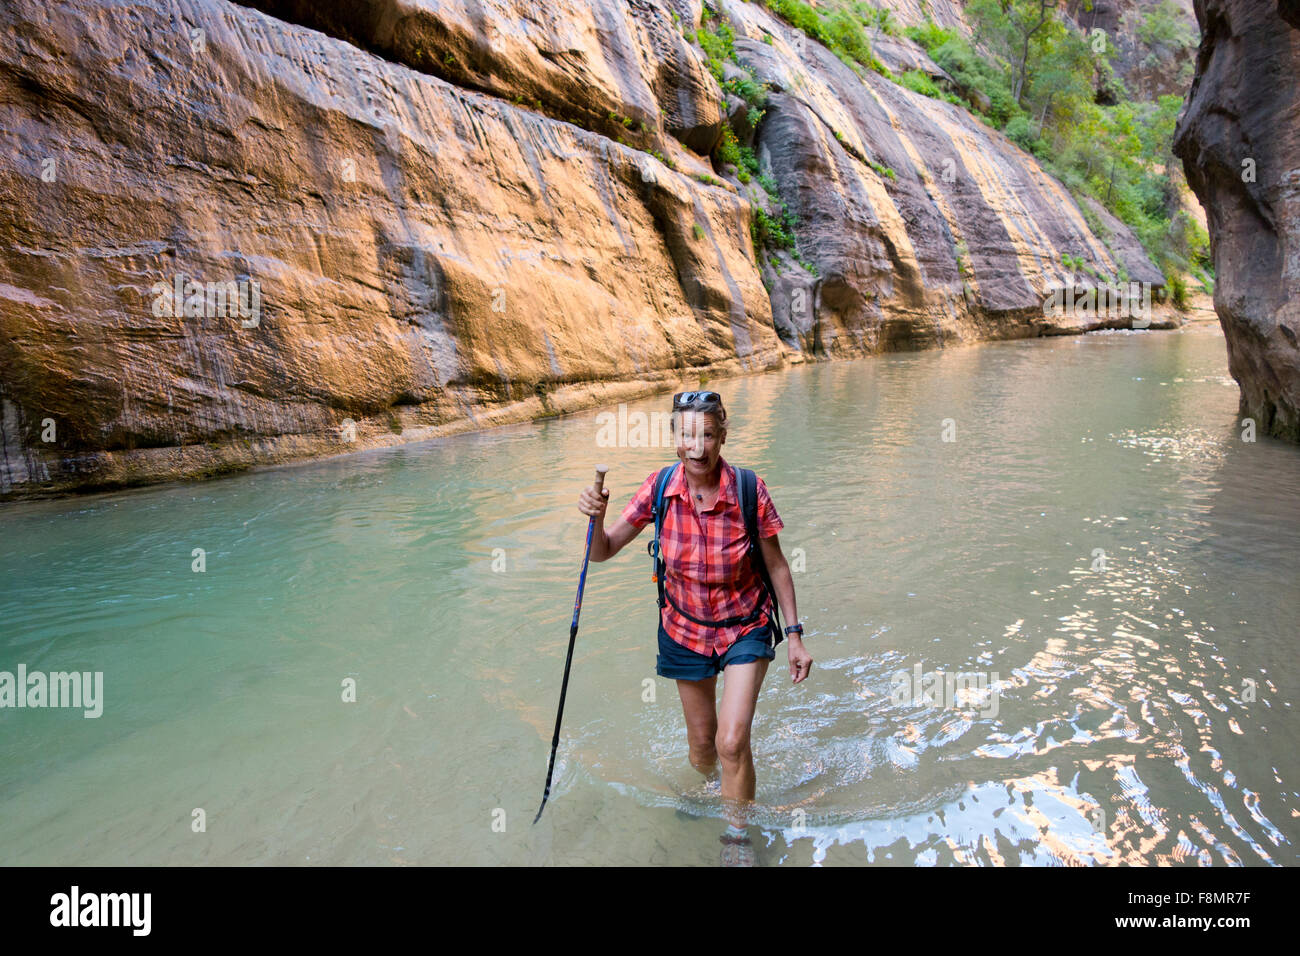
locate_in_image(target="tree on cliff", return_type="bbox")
[909,0,1209,286]
[968,0,1061,105]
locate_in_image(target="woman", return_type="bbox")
[577,390,811,864]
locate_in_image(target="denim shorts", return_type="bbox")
[656,619,776,681]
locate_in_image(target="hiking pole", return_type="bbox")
[534,464,608,825]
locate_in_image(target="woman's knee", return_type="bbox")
[715,723,751,762]
[687,725,718,755]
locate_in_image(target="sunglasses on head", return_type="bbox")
[672,390,721,408]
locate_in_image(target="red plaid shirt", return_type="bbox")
[622,457,784,656]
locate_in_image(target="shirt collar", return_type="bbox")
[667,456,735,505]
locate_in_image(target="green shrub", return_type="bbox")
[762,0,828,46]
[1004,115,1046,155]
[824,9,874,65]
[794,252,820,276]
[1076,200,1108,239]
[869,159,896,181]
[716,124,743,168]
[722,75,770,131]
[724,76,769,111]
[898,69,943,99]
[917,31,1018,124]
[904,21,958,52]
[695,16,736,83]
[856,3,899,36]
[763,0,887,73]
[750,206,797,251]
[1166,270,1189,310]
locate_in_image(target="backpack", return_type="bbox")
[647,462,785,647]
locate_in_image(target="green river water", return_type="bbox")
[1,320,1297,865]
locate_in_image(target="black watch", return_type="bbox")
[784,623,804,636]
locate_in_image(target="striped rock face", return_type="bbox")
[0,0,1171,497]
[724,1,1167,355]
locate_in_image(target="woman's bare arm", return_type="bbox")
[760,533,813,683]
[759,533,798,627]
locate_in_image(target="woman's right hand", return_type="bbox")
[578,483,610,518]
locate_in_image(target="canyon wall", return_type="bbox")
[1174,0,1300,443]
[0,0,1173,498]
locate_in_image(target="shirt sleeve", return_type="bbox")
[756,476,784,537]
[620,470,660,529]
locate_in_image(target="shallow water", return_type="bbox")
[1,321,1297,865]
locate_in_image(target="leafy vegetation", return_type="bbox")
[898,68,942,98]
[853,1,899,37]
[1165,270,1189,310]
[869,159,896,181]
[761,0,891,75]
[1061,252,1085,272]
[694,15,736,83]
[751,204,798,252]
[715,126,761,183]
[724,75,769,112]
[897,68,963,107]
[649,149,676,171]
[716,123,742,168]
[683,0,1204,292]
[903,2,1207,283]
[1137,0,1197,82]
[695,3,810,269]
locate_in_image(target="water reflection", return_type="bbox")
[0,322,1296,865]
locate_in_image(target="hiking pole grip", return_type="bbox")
[570,465,607,629]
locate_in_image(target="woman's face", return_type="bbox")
[674,409,725,477]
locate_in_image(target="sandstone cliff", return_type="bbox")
[1173,0,1300,443]
[0,0,1174,498]
[1065,0,1198,99]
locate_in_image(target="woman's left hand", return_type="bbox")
[787,637,813,684]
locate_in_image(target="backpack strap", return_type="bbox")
[735,465,785,647]
[648,463,680,612]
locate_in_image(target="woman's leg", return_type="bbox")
[716,659,770,805]
[675,677,719,776]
